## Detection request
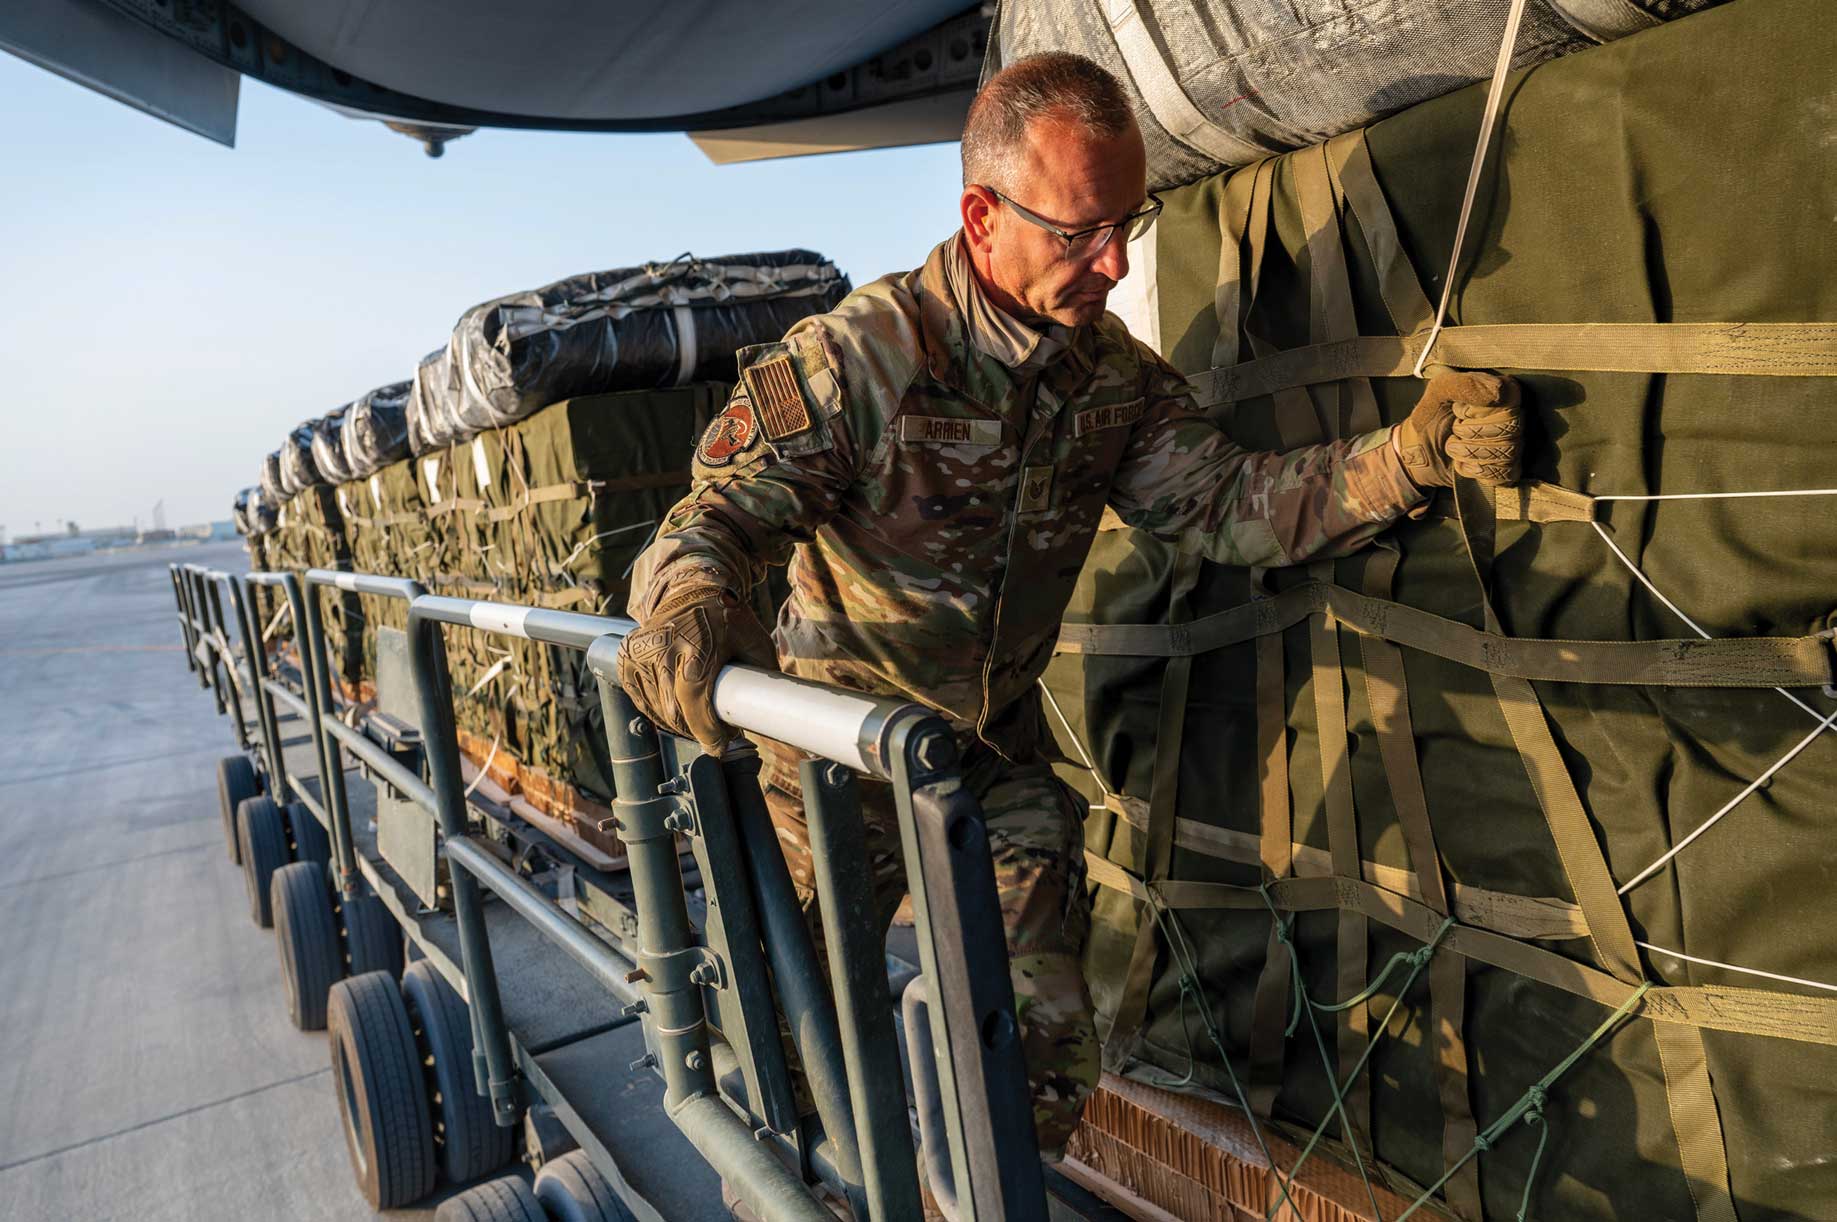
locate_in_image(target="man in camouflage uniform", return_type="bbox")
[619,51,1524,1202]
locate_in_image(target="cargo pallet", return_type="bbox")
[169,559,1149,1221]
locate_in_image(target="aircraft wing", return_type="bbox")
[2,0,988,158]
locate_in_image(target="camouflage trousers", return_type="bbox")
[758,738,1100,1161]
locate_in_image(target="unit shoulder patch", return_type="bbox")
[696,391,762,470]
[742,354,813,442]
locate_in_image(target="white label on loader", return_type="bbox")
[472,438,491,489]
[468,604,530,638]
[370,475,384,511]
[422,458,442,503]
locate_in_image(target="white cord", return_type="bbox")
[556,519,659,576]
[1638,941,1837,996]
[1596,487,1837,503]
[1591,517,1837,892]
[1038,678,1114,799]
[1412,0,1532,377]
[463,731,503,798]
[1617,703,1837,895]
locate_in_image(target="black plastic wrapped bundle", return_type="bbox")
[277,421,323,496]
[232,487,254,536]
[342,381,413,478]
[260,450,287,508]
[310,406,355,486]
[406,250,849,454]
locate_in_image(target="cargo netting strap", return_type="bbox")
[1080,857,1837,1046]
[1090,789,1586,941]
[483,474,691,522]
[1295,138,1381,1163]
[1053,576,1837,688]
[1101,540,1205,1068]
[1191,322,1837,407]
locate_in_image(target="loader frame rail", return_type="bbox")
[173,562,1050,1222]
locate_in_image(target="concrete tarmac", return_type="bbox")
[0,543,452,1221]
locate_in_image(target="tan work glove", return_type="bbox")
[616,569,777,755]
[1394,371,1524,488]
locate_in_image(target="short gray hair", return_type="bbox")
[961,53,1133,192]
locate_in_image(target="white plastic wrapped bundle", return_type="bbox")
[994,0,1725,190]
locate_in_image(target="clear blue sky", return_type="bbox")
[0,56,963,537]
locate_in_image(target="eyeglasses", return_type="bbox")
[986,188,1163,259]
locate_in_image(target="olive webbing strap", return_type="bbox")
[1191,322,1837,409]
[1453,484,1737,1222]
[1451,481,1641,982]
[1360,545,1485,1218]
[1327,131,1437,337]
[1051,576,1836,689]
[1081,857,1837,1048]
[1331,122,1486,1218]
[1188,157,1303,1118]
[1100,542,1205,1071]
[1295,141,1378,1161]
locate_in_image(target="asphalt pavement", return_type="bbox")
[0,543,452,1221]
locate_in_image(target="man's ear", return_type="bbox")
[961,185,999,253]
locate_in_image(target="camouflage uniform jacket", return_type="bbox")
[632,235,1424,760]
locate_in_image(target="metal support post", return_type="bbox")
[170,566,198,672]
[889,721,1046,1221]
[184,570,216,697]
[588,647,833,1222]
[226,575,287,796]
[203,575,250,750]
[294,578,361,896]
[803,759,924,1221]
[720,748,865,1213]
[407,601,521,1126]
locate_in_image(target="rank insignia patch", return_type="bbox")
[697,393,760,467]
[742,354,813,441]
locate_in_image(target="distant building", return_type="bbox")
[0,524,136,564]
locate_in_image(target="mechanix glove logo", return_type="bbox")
[697,392,761,468]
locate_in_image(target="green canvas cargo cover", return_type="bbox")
[1045,0,1837,1218]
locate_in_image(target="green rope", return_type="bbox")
[1145,891,1308,1222]
[1257,888,1455,1221]
[1394,981,1655,1222]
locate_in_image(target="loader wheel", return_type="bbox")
[327,971,437,1209]
[288,801,333,872]
[434,1175,547,1222]
[272,861,342,1030]
[535,1150,634,1222]
[402,960,514,1184]
[217,755,259,865]
[342,892,405,980]
[238,795,290,928]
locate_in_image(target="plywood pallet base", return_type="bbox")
[1063,1074,1448,1222]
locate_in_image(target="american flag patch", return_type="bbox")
[742,355,813,442]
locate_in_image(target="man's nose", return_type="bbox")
[1091,233,1129,282]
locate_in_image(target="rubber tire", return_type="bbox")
[401,960,514,1184]
[343,893,405,980]
[289,801,333,872]
[327,971,438,1209]
[534,1151,634,1222]
[237,795,290,928]
[217,755,259,866]
[272,861,343,1030]
[434,1175,548,1222]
